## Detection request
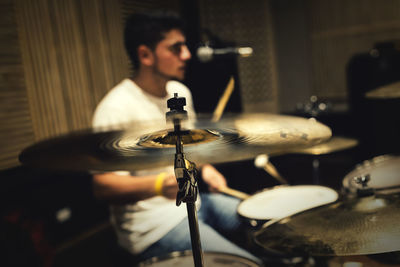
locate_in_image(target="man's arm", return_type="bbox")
[201,164,228,192]
[92,172,178,204]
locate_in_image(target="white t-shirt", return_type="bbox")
[92,78,196,254]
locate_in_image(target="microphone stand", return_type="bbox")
[166,94,204,267]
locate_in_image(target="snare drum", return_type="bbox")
[342,154,400,195]
[237,185,338,227]
[138,250,262,267]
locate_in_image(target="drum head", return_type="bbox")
[138,251,262,267]
[237,185,338,221]
[343,154,400,194]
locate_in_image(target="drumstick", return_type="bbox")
[211,76,235,122]
[254,154,289,185]
[210,77,247,199]
[218,186,250,200]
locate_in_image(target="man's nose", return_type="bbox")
[180,45,191,61]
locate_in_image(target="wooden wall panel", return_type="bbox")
[50,0,94,130]
[15,0,129,140]
[16,0,70,139]
[0,0,129,170]
[0,0,35,169]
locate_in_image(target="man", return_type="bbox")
[92,11,260,265]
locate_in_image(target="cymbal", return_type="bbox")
[19,113,331,172]
[289,136,358,155]
[343,154,400,195]
[365,81,400,99]
[253,193,400,256]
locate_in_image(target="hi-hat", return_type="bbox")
[19,113,332,172]
[288,136,358,155]
[253,193,400,256]
[365,81,400,99]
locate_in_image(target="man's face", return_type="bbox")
[152,29,191,81]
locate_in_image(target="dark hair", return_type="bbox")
[124,11,186,69]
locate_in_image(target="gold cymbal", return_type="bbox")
[289,136,358,155]
[254,193,400,256]
[365,81,400,99]
[19,113,332,172]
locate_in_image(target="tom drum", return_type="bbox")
[237,185,338,227]
[138,251,262,267]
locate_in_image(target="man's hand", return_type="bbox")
[201,164,227,192]
[161,174,179,199]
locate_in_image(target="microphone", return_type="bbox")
[196,46,253,62]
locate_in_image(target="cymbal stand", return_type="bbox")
[297,95,328,185]
[167,94,204,267]
[312,158,320,185]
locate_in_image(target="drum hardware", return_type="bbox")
[342,154,400,195]
[295,95,357,185]
[287,136,359,185]
[365,81,400,99]
[311,158,320,185]
[254,154,288,185]
[18,98,333,267]
[166,94,203,267]
[353,175,374,197]
[253,188,400,256]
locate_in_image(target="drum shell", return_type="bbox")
[138,250,263,267]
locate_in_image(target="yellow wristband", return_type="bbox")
[155,172,166,196]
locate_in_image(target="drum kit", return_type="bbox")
[19,94,400,267]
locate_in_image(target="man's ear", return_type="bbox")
[137,45,154,66]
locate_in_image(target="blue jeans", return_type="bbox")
[137,193,261,264]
